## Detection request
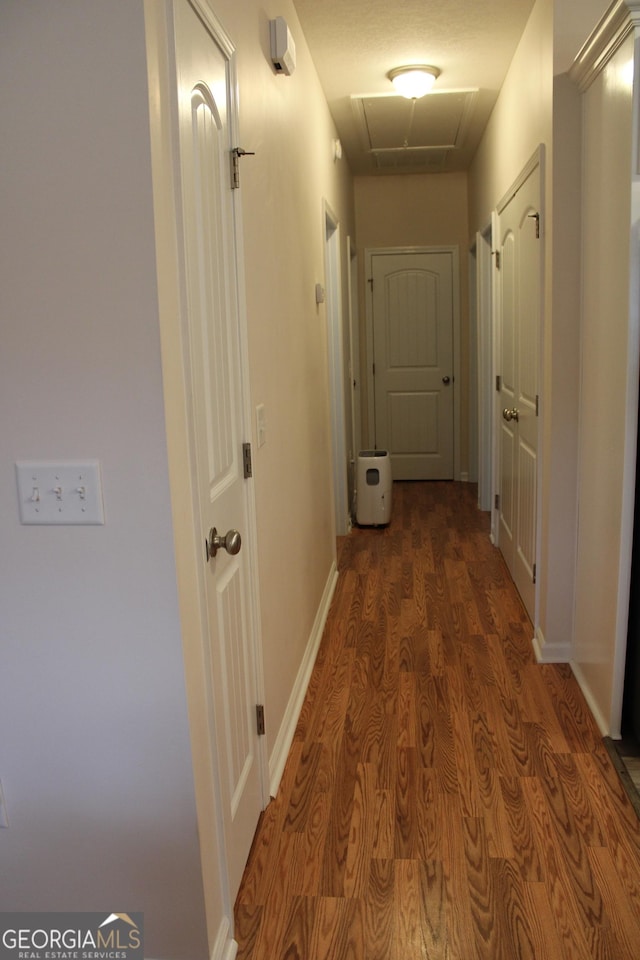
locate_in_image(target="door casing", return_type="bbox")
[325,202,349,535]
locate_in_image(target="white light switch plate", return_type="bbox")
[16,460,105,525]
[0,780,8,828]
[256,404,266,447]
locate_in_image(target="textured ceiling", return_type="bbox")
[292,0,536,174]
[291,0,609,175]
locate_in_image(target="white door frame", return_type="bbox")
[146,0,267,941]
[346,235,360,514]
[365,245,462,480]
[476,224,493,512]
[325,202,349,535]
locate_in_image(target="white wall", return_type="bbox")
[0,3,209,956]
[572,27,639,735]
[542,72,582,659]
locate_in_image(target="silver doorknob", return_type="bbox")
[206,527,242,561]
[502,407,519,422]
[442,376,451,384]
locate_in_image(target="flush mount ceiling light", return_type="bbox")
[387,65,441,99]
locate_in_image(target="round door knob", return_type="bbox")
[206,527,242,561]
[502,407,514,422]
[442,376,451,384]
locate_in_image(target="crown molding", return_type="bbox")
[569,0,640,91]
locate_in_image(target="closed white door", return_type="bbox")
[174,0,263,901]
[496,162,540,619]
[371,251,454,479]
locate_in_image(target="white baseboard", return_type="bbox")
[570,659,610,737]
[210,916,237,960]
[268,561,339,797]
[531,625,572,663]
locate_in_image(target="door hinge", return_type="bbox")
[243,442,253,479]
[372,362,376,376]
[496,374,501,392]
[495,493,500,510]
[494,251,501,269]
[256,704,266,736]
[231,147,255,189]
[533,563,537,584]
[535,394,539,416]
[528,212,540,239]
[368,277,374,291]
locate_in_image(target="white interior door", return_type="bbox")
[371,251,454,479]
[173,0,263,901]
[496,162,540,619]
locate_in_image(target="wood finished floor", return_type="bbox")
[235,481,640,959]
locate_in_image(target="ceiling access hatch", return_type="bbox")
[351,89,478,171]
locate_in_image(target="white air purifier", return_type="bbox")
[356,450,392,526]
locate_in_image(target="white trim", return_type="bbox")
[268,561,339,797]
[570,660,611,737]
[346,235,360,516]
[569,0,640,92]
[187,0,234,58]
[495,147,543,215]
[227,46,270,810]
[468,242,479,485]
[324,202,350,536]
[532,625,571,664]
[475,226,493,512]
[209,915,238,960]
[364,245,462,479]
[490,209,500,545]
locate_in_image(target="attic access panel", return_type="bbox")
[352,89,477,152]
[373,147,450,172]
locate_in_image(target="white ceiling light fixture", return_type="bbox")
[387,65,440,99]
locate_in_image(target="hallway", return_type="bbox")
[235,482,640,959]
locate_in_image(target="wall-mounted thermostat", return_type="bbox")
[270,17,296,76]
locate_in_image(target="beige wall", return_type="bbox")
[468,0,553,240]
[354,172,470,470]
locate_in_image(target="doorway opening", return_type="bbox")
[620,384,640,800]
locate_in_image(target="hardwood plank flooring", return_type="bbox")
[235,481,640,959]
